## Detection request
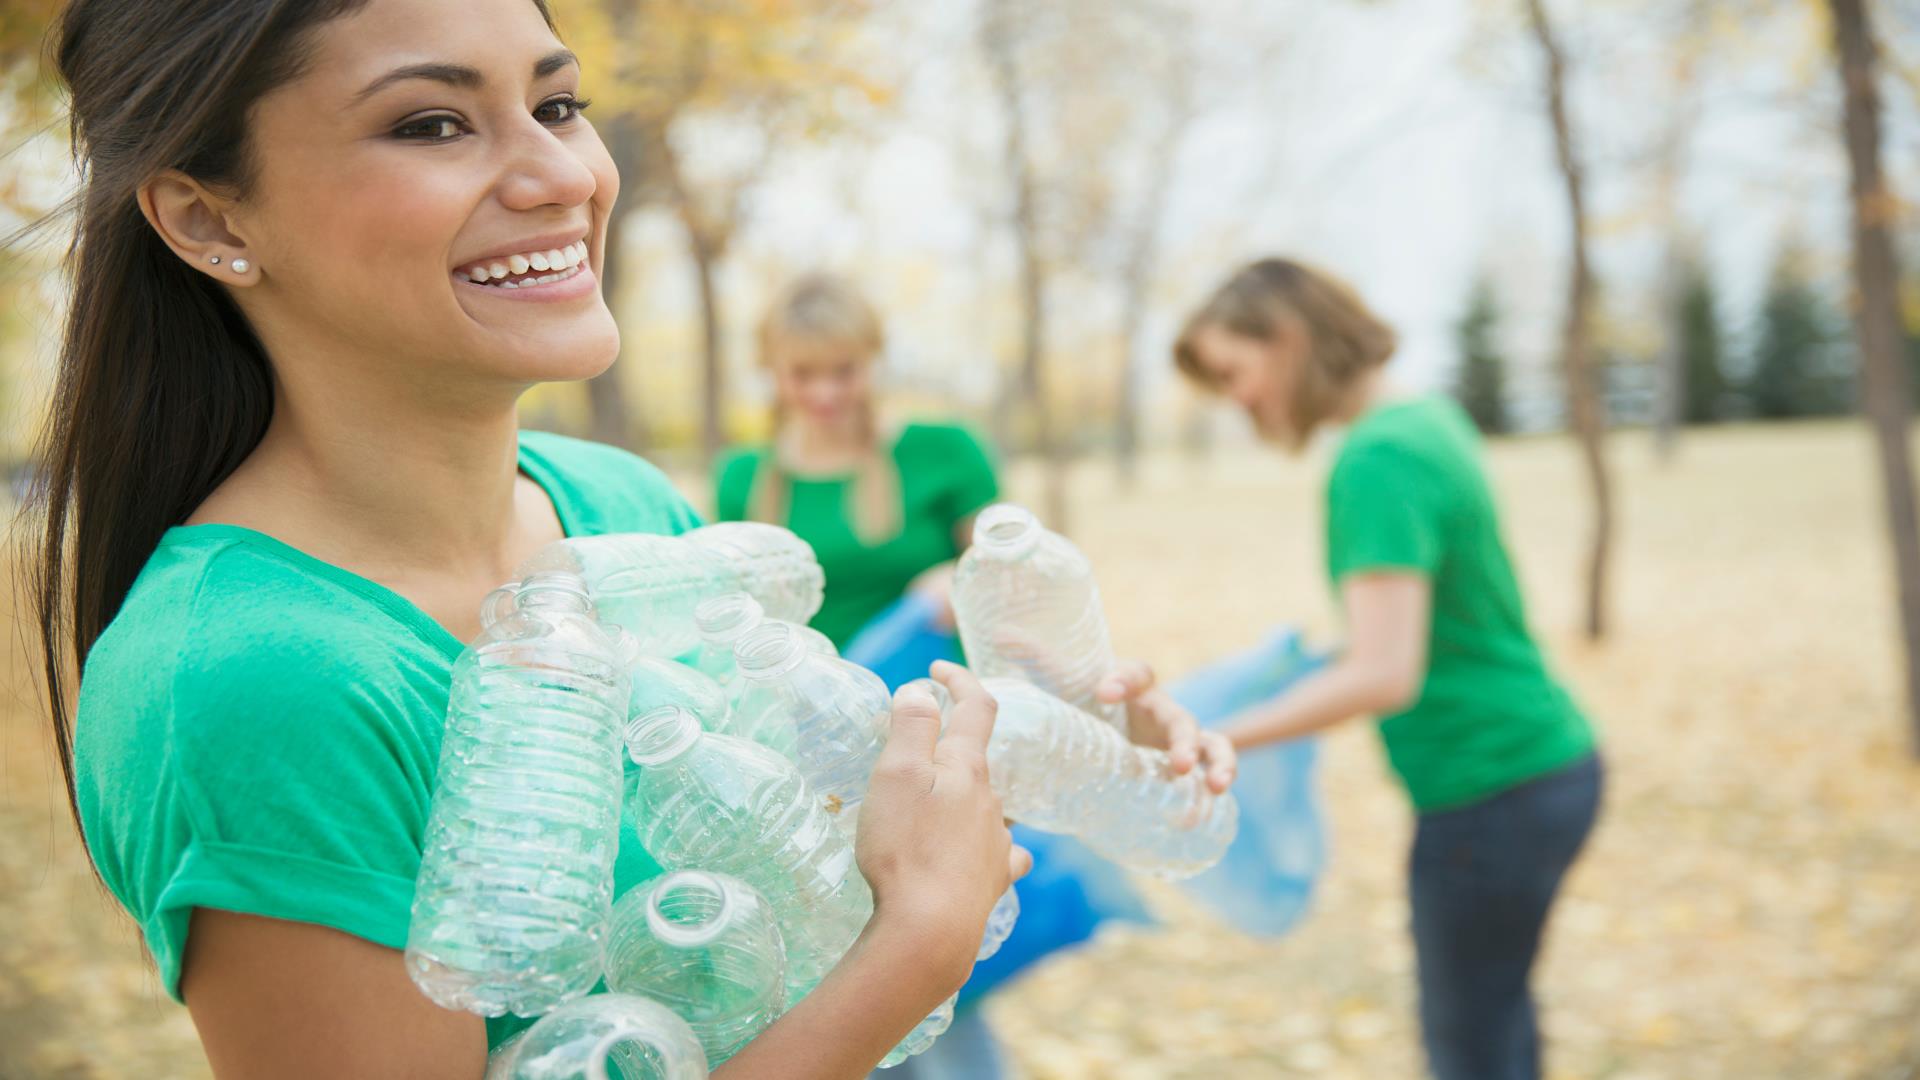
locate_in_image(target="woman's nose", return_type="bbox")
[496,121,600,212]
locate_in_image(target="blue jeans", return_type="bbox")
[1409,753,1602,1080]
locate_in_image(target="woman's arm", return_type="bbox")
[1223,571,1431,751]
[182,911,491,1079]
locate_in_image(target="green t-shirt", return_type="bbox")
[713,422,999,649]
[73,431,701,1048]
[1327,396,1594,812]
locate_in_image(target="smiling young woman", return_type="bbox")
[25,2,1029,1077]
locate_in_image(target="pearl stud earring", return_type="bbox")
[231,259,250,274]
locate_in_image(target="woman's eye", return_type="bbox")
[535,96,591,125]
[394,115,465,141]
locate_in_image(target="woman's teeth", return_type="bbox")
[456,241,589,288]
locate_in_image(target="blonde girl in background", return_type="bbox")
[714,272,996,648]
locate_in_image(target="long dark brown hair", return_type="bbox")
[19,0,556,832]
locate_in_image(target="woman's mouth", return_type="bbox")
[454,240,590,291]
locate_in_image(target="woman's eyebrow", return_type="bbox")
[352,50,578,104]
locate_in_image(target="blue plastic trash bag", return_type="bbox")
[843,591,964,691]
[959,825,1154,1006]
[1167,627,1328,938]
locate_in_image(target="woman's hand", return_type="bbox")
[1098,660,1237,794]
[855,660,1030,989]
[905,562,958,630]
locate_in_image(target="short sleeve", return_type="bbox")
[1327,442,1443,581]
[935,425,1000,526]
[713,448,765,523]
[519,431,704,536]
[159,636,438,996]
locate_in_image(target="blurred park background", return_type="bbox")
[3,0,1920,1076]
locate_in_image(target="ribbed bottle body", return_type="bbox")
[604,871,787,1066]
[953,505,1121,728]
[408,576,630,1017]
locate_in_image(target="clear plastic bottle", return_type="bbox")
[910,676,1237,880]
[951,504,1123,729]
[978,887,1019,962]
[484,993,709,1080]
[621,707,951,1067]
[879,993,956,1069]
[407,572,631,1017]
[627,657,731,735]
[691,593,837,692]
[687,523,828,629]
[513,524,824,658]
[604,871,787,1066]
[622,705,873,1002]
[729,621,890,830]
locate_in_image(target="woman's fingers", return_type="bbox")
[1198,730,1238,794]
[882,682,943,765]
[1008,841,1033,882]
[1152,692,1200,774]
[930,660,999,757]
[1096,658,1157,704]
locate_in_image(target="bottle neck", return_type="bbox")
[970,503,1040,560]
[625,706,702,766]
[644,871,734,948]
[734,621,808,681]
[514,570,596,615]
[695,592,765,647]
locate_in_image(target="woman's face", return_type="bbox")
[225,0,619,394]
[768,336,875,435]
[1188,323,1299,445]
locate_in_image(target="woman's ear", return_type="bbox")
[137,170,261,286]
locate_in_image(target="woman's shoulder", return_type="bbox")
[713,442,772,482]
[518,429,702,536]
[79,531,439,747]
[711,443,772,521]
[895,420,997,467]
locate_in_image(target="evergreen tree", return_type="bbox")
[1751,250,1853,419]
[1676,259,1727,423]
[1452,277,1510,434]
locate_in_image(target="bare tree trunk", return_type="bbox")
[981,0,1067,529]
[586,114,650,450]
[1830,0,1920,754]
[653,128,728,468]
[1526,0,1614,641]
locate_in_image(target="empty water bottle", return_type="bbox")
[909,676,1237,880]
[515,523,824,657]
[621,705,873,1002]
[951,504,1122,729]
[729,621,890,828]
[604,871,787,1066]
[691,593,836,691]
[878,993,957,1069]
[622,707,951,1067]
[407,572,631,1017]
[484,993,708,1080]
[978,887,1020,962]
[628,657,732,733]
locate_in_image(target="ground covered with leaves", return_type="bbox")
[3,422,1916,1078]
